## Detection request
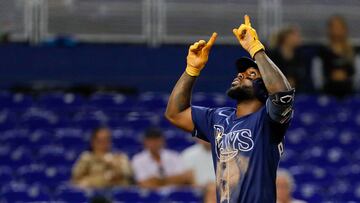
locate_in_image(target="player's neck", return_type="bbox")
[235,99,263,118]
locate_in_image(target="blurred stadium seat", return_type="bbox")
[55,184,89,202]
[165,188,202,203]
[0,92,359,201]
[113,187,163,202]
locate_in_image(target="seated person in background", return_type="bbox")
[72,127,132,189]
[276,169,306,203]
[181,139,215,187]
[268,26,306,91]
[132,128,193,188]
[203,182,217,203]
[317,15,355,98]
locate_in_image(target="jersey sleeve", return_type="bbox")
[265,89,295,143]
[191,105,215,142]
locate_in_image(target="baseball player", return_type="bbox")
[165,15,294,203]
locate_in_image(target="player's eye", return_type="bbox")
[250,72,256,76]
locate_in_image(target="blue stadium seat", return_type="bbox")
[89,93,135,110]
[0,92,33,110]
[315,95,339,109]
[159,117,173,128]
[55,128,86,149]
[324,147,350,168]
[113,188,141,202]
[0,110,17,130]
[339,163,360,182]
[302,146,350,168]
[0,145,12,167]
[38,145,77,166]
[20,108,59,129]
[336,128,360,153]
[165,188,202,203]
[137,92,168,110]
[284,128,310,151]
[0,147,33,168]
[17,164,67,189]
[55,184,89,202]
[113,136,142,153]
[294,182,324,202]
[211,93,234,107]
[314,127,338,141]
[279,149,300,168]
[192,92,217,107]
[0,92,359,202]
[0,166,13,185]
[17,164,47,185]
[122,112,155,129]
[344,94,360,107]
[333,107,354,124]
[38,93,85,109]
[0,129,31,147]
[141,190,163,202]
[72,110,110,130]
[112,128,137,137]
[328,180,360,202]
[43,165,71,188]
[337,192,358,202]
[291,166,334,186]
[1,183,51,202]
[113,188,163,203]
[166,136,195,152]
[29,129,54,148]
[293,94,318,111]
[295,111,321,128]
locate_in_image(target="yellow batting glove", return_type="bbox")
[233,15,265,58]
[186,32,218,76]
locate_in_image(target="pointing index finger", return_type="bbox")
[244,15,251,26]
[206,32,218,48]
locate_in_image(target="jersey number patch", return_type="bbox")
[278,142,284,156]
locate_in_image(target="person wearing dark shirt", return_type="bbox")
[319,15,355,98]
[269,26,306,92]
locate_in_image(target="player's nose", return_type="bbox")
[237,72,244,79]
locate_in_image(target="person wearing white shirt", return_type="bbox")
[131,128,193,188]
[276,168,307,203]
[181,139,215,187]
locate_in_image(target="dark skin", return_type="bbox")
[165,17,291,131]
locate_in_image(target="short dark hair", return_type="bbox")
[144,127,163,139]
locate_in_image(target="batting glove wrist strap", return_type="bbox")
[186,65,201,77]
[249,40,265,58]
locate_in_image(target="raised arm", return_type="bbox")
[254,52,292,93]
[165,33,217,132]
[233,15,292,94]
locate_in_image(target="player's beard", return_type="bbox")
[226,85,256,102]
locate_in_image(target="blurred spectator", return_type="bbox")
[131,128,193,188]
[0,32,10,43]
[181,139,215,187]
[72,127,132,189]
[203,182,217,203]
[276,169,306,203]
[313,15,355,97]
[269,26,307,91]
